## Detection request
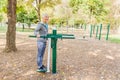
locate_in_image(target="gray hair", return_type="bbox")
[42,13,49,18]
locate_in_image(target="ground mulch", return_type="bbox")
[0,31,120,80]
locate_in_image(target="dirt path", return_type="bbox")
[0,32,120,80]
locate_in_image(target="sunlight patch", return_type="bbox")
[105,55,114,60]
[89,52,98,57]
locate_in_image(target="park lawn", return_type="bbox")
[1,26,120,44]
[0,26,7,33]
[16,27,34,32]
[0,26,34,33]
[100,34,120,44]
[109,35,120,44]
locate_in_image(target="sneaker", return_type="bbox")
[42,65,46,69]
[37,65,47,72]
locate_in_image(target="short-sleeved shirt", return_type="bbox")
[34,22,48,42]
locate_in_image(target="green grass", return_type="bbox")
[0,26,34,33]
[96,34,120,44]
[109,36,120,44]
[16,28,34,32]
[0,26,7,32]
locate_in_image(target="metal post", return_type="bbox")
[47,38,51,72]
[106,24,110,40]
[93,25,95,34]
[22,20,24,32]
[99,24,102,40]
[29,29,75,74]
[84,24,86,31]
[52,30,57,74]
[90,24,92,38]
[96,25,99,38]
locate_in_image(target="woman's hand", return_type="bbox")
[37,34,40,38]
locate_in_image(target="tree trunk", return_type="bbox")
[4,0,17,52]
[36,0,41,21]
[38,7,41,21]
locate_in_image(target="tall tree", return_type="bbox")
[27,0,61,21]
[110,0,120,28]
[69,0,109,23]
[35,0,41,21]
[4,0,17,52]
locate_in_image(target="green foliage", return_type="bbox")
[0,0,7,14]
[27,0,61,9]
[49,18,57,25]
[17,6,27,23]
[28,10,38,23]
[25,10,38,28]
[87,0,108,22]
[69,0,109,23]
[40,0,61,8]
[74,20,84,27]
[69,0,82,13]
[17,5,37,28]
[49,18,85,28]
[49,18,67,26]
[25,0,61,21]
[0,15,3,22]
